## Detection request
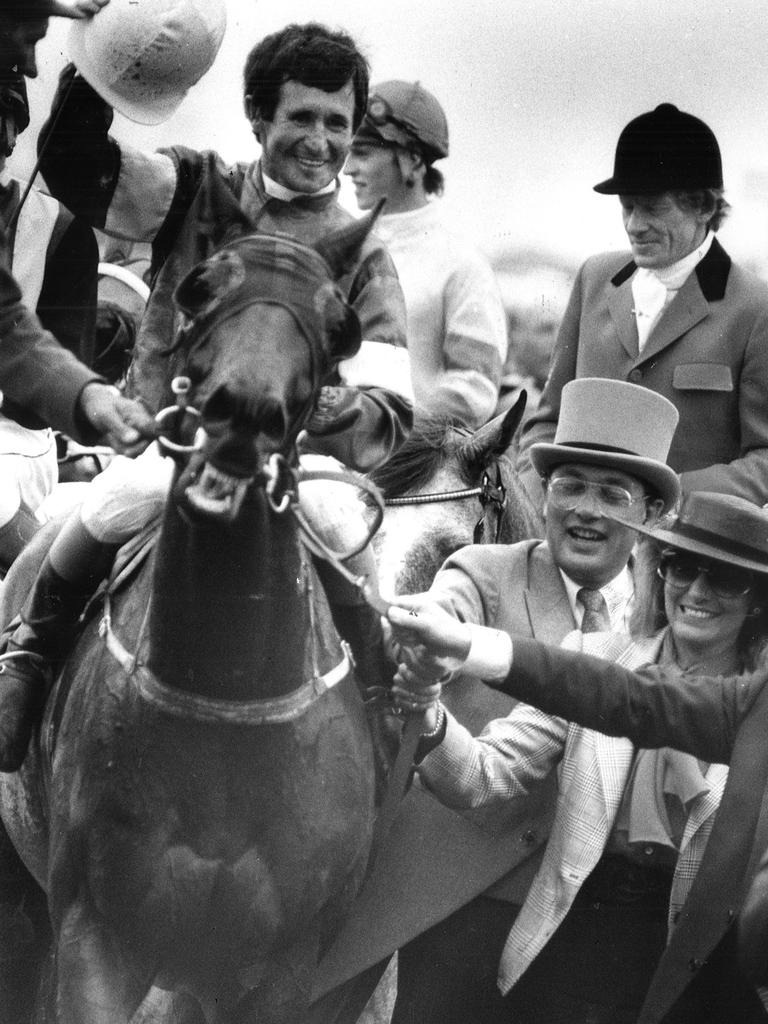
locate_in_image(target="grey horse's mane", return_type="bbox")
[371,416,477,498]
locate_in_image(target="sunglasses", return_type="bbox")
[657,551,755,599]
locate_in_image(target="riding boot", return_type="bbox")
[0,515,118,772]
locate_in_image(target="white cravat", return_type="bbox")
[631,270,669,351]
[631,231,715,352]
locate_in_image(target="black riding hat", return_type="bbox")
[594,103,723,195]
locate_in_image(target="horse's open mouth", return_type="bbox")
[184,462,251,520]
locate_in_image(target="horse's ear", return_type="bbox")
[461,391,528,461]
[313,198,386,281]
[174,250,246,319]
[315,284,362,363]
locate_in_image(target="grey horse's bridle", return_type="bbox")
[384,464,508,543]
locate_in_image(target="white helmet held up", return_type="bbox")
[68,0,227,125]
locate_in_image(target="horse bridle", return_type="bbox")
[383,462,508,544]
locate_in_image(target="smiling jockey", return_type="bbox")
[0,15,412,773]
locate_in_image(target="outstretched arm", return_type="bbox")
[387,605,763,763]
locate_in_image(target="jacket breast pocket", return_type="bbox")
[672,363,733,392]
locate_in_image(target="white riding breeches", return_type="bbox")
[80,444,171,543]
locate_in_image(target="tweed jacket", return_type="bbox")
[0,226,98,441]
[505,638,768,1023]
[309,541,583,995]
[429,540,575,736]
[419,630,728,995]
[517,239,768,505]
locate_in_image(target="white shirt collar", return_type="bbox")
[261,169,337,201]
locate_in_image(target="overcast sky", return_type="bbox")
[19,0,768,274]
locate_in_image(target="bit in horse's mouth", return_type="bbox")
[185,462,251,519]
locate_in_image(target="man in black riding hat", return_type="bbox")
[517,103,768,509]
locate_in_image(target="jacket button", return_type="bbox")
[521,829,537,845]
[628,369,643,382]
[688,957,705,972]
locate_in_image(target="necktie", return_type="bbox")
[631,269,668,351]
[578,587,610,633]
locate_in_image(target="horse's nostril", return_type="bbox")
[202,385,234,427]
[260,402,286,443]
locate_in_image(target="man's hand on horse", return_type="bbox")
[79,383,156,457]
[49,0,109,18]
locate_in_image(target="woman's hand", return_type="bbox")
[387,595,472,682]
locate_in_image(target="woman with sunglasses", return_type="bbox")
[388,491,768,1024]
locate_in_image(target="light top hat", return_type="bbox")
[529,377,680,512]
[621,491,768,576]
[68,0,226,126]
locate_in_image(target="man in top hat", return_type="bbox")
[517,103,768,509]
[341,378,679,1024]
[0,0,153,460]
[345,80,506,428]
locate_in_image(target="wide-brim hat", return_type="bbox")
[529,378,680,512]
[68,0,226,126]
[610,491,768,576]
[594,103,723,195]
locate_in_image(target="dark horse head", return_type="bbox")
[147,212,379,702]
[168,230,365,520]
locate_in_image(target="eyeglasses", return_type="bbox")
[547,476,647,515]
[657,551,755,599]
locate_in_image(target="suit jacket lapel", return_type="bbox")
[634,237,731,365]
[639,272,709,363]
[523,544,575,644]
[607,263,639,359]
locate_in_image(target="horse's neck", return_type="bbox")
[147,501,308,701]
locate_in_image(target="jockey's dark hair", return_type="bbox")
[243,23,370,131]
